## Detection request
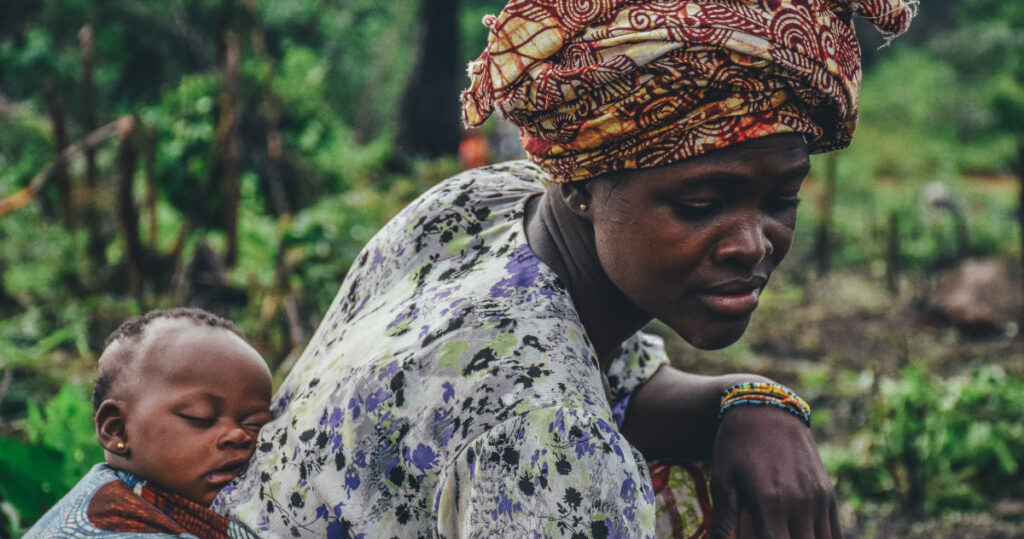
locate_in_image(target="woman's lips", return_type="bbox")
[695,287,761,317]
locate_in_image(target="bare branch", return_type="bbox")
[0,117,133,217]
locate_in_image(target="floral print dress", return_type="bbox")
[215,162,671,538]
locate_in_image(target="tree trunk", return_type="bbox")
[43,79,75,231]
[116,120,142,296]
[208,30,242,266]
[1018,144,1024,337]
[246,5,292,217]
[79,24,109,267]
[885,211,901,294]
[814,152,838,276]
[143,125,160,250]
[396,0,462,159]
[79,25,98,190]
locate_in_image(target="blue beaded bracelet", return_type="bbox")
[718,382,811,428]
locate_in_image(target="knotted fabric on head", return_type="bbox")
[462,0,916,182]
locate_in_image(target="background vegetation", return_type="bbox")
[1,0,1022,536]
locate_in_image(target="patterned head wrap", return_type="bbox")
[462,0,916,182]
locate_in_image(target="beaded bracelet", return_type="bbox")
[718,382,812,428]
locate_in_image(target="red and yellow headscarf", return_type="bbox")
[462,0,916,182]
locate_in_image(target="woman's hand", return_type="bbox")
[708,406,841,538]
[622,366,841,537]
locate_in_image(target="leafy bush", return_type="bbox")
[824,365,1024,515]
[0,384,102,528]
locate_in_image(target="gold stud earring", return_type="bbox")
[579,203,588,211]
[116,442,125,450]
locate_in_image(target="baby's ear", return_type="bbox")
[95,399,129,457]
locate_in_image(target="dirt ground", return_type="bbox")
[647,261,1024,538]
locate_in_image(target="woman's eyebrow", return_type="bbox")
[657,174,755,192]
[784,161,812,180]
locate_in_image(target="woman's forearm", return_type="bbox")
[619,365,772,460]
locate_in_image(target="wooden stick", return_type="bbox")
[0,117,132,217]
[79,25,98,189]
[814,152,838,276]
[116,118,142,296]
[43,79,75,230]
[1018,144,1024,338]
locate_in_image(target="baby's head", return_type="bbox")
[93,308,272,506]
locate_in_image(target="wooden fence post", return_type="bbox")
[814,152,838,276]
[79,25,98,190]
[886,211,901,294]
[42,79,75,231]
[209,30,242,267]
[116,118,142,297]
[1018,144,1024,337]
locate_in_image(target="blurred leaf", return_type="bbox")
[0,438,66,524]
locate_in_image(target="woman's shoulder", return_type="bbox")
[438,160,549,197]
[325,161,549,321]
[401,161,545,225]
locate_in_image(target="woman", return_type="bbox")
[216,0,914,537]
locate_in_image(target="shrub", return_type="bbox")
[825,365,1024,515]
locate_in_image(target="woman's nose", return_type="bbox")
[711,217,773,267]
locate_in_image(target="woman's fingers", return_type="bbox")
[812,496,843,538]
[709,406,842,538]
[708,473,740,539]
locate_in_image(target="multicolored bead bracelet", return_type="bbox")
[719,382,812,428]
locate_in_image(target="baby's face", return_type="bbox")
[119,322,272,506]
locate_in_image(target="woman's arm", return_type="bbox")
[619,366,773,460]
[621,365,842,538]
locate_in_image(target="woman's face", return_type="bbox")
[586,134,809,350]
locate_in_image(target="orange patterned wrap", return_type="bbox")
[462,0,916,182]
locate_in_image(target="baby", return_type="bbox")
[27,308,271,538]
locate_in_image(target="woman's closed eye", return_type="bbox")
[672,200,720,221]
[765,195,800,214]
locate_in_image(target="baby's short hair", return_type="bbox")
[93,308,244,412]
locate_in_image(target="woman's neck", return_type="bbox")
[524,188,652,370]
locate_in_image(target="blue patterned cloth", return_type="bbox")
[28,463,256,538]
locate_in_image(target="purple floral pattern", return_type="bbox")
[214,162,668,537]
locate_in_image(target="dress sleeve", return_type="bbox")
[435,407,656,538]
[605,332,669,426]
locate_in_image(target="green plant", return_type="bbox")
[0,384,103,526]
[824,365,1024,515]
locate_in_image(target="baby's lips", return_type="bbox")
[207,460,246,484]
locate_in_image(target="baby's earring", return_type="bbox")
[116,442,125,450]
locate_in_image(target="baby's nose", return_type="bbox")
[219,425,254,449]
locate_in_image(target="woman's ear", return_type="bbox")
[95,399,129,457]
[558,182,594,221]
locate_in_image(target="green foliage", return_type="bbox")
[255,0,419,139]
[0,438,65,532]
[824,365,1024,515]
[0,212,78,304]
[143,74,220,226]
[0,112,51,191]
[0,384,102,526]
[460,0,507,63]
